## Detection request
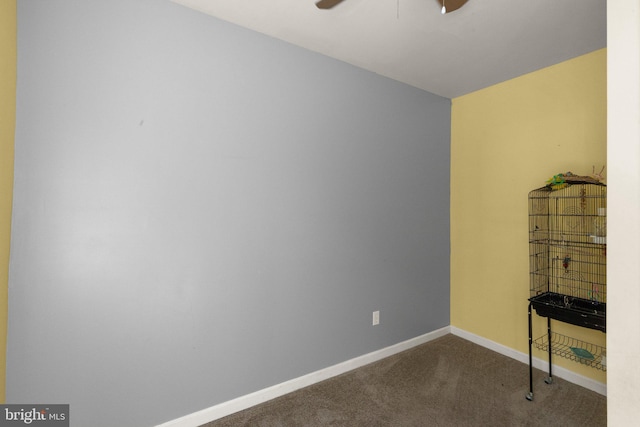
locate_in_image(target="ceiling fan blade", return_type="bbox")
[316,0,346,9]
[436,0,469,14]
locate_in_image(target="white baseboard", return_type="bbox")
[157,326,451,427]
[158,325,606,426]
[450,326,607,396]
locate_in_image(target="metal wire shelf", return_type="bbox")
[533,332,606,371]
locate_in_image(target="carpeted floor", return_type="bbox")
[202,334,606,426]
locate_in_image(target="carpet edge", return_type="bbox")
[156,326,451,427]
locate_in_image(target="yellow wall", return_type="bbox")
[0,0,17,402]
[451,49,607,383]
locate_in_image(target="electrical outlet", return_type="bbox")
[372,310,380,326]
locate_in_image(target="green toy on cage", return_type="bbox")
[546,173,569,190]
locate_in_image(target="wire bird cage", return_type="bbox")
[528,181,606,332]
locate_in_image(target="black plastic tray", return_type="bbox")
[529,292,606,332]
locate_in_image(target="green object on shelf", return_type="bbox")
[570,347,595,360]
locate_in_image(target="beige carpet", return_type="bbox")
[202,334,606,426]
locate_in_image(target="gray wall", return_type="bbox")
[8,1,450,426]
